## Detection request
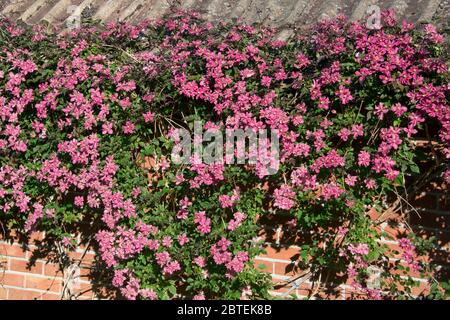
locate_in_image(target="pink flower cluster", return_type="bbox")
[273,184,296,210]
[210,237,248,278]
[194,211,212,234]
[398,238,421,272]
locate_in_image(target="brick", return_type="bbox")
[296,288,313,298]
[381,222,415,242]
[0,230,18,241]
[93,286,118,300]
[43,262,62,277]
[270,284,299,297]
[1,272,25,287]
[426,248,450,265]
[261,246,300,262]
[274,261,298,277]
[68,251,95,263]
[436,230,450,248]
[79,265,93,277]
[428,181,448,192]
[412,193,437,210]
[316,287,343,300]
[257,228,278,244]
[73,285,94,299]
[0,256,7,269]
[77,281,93,293]
[257,214,295,227]
[277,280,345,300]
[9,258,43,275]
[0,243,27,258]
[438,194,450,211]
[378,241,403,259]
[389,262,424,279]
[0,287,8,299]
[344,287,369,300]
[8,288,43,300]
[410,229,445,249]
[386,278,431,297]
[278,228,303,246]
[368,207,381,220]
[28,232,45,244]
[409,211,450,229]
[25,275,61,292]
[254,258,273,273]
[41,292,61,300]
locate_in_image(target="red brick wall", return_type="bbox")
[0,232,98,300]
[1,182,448,300]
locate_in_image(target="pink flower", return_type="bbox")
[74,196,84,207]
[335,85,353,104]
[338,128,351,141]
[102,122,113,135]
[112,269,129,287]
[358,151,371,167]
[273,184,296,210]
[61,237,72,247]
[226,251,248,274]
[337,227,348,236]
[143,111,154,123]
[424,24,444,43]
[143,93,155,103]
[310,150,345,173]
[365,179,377,189]
[261,76,272,87]
[291,166,316,190]
[240,286,252,300]
[131,187,141,198]
[228,212,246,231]
[157,158,170,171]
[162,236,172,248]
[240,68,255,79]
[210,238,232,265]
[391,103,407,117]
[163,261,181,275]
[318,96,330,110]
[374,103,388,120]
[177,233,189,246]
[218,194,233,208]
[175,174,185,185]
[45,208,55,217]
[194,211,211,234]
[351,124,364,138]
[117,80,136,92]
[321,183,344,200]
[177,209,188,220]
[348,243,369,256]
[122,121,135,134]
[180,197,192,208]
[140,288,158,300]
[194,256,207,268]
[193,293,206,300]
[295,53,310,69]
[155,251,171,267]
[345,175,357,186]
